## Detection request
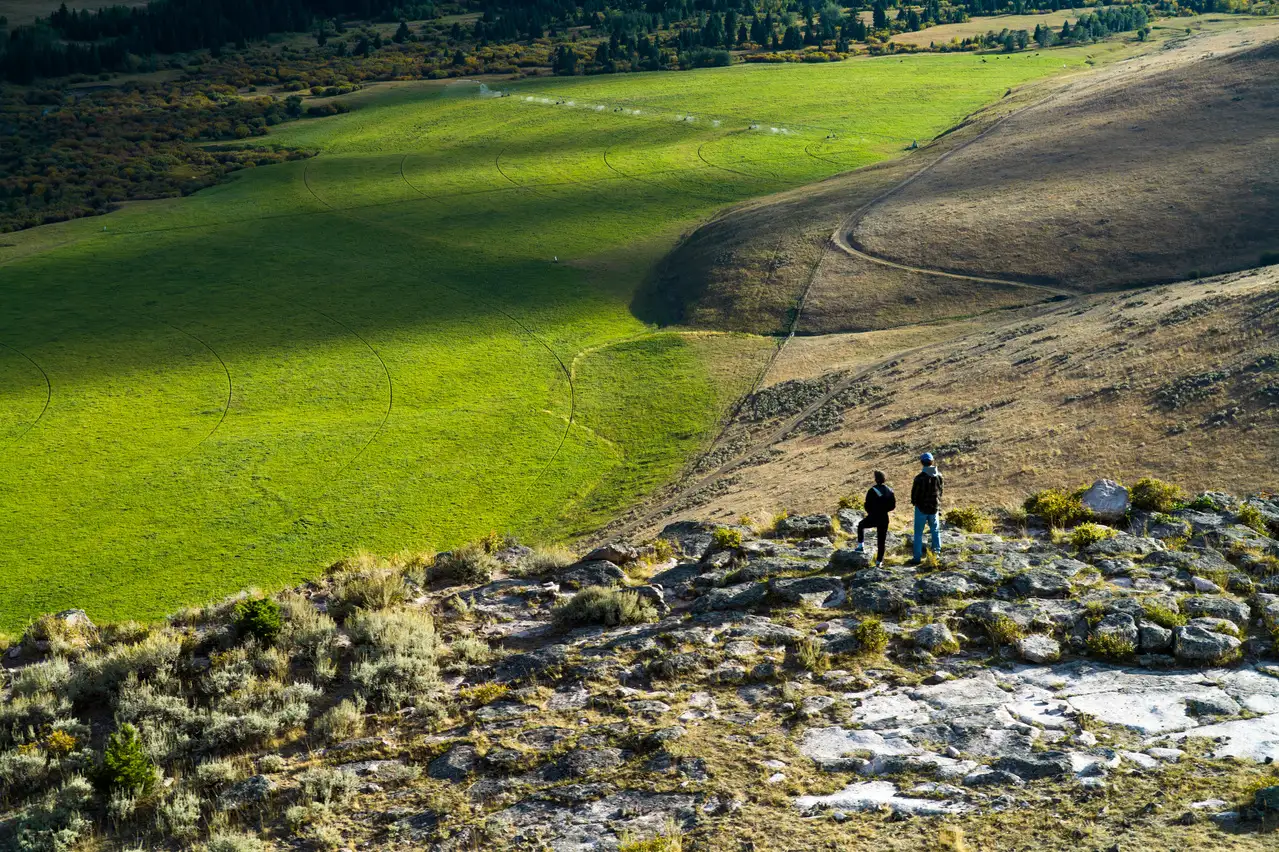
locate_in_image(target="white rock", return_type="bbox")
[798,727,919,762]
[795,780,972,816]
[1144,747,1183,762]
[766,772,786,784]
[1191,576,1222,593]
[1120,750,1158,769]
[1161,712,1279,762]
[1081,479,1130,522]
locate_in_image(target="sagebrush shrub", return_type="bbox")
[347,608,439,710]
[156,789,202,840]
[1130,477,1185,513]
[512,546,575,578]
[1238,504,1270,535]
[313,697,365,743]
[430,542,498,586]
[944,506,994,534]
[1086,632,1136,660]
[297,766,358,807]
[552,586,657,628]
[1142,601,1187,629]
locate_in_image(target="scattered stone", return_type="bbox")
[1174,624,1241,664]
[1011,569,1072,599]
[769,576,846,609]
[429,745,478,781]
[1017,635,1061,664]
[775,514,835,539]
[691,582,768,613]
[558,560,625,590]
[913,623,958,655]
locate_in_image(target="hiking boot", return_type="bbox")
[854,543,865,553]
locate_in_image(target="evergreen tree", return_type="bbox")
[393,20,411,43]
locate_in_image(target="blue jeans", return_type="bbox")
[913,508,941,561]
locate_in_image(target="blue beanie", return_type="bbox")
[920,452,934,464]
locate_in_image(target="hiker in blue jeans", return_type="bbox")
[910,452,944,564]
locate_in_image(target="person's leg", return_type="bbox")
[913,508,925,562]
[875,520,888,564]
[856,517,869,544]
[928,513,942,556]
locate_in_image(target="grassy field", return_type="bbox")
[0,49,1100,632]
[890,9,1097,46]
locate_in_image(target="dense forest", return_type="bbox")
[2,0,1263,83]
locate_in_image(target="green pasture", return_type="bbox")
[0,48,1100,631]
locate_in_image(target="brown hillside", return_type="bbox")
[852,32,1279,292]
[608,264,1279,539]
[639,24,1279,337]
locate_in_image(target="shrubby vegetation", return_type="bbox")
[1024,486,1090,528]
[553,586,658,628]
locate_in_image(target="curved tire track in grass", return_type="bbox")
[158,321,233,463]
[398,153,435,200]
[305,151,576,506]
[311,309,395,479]
[0,341,52,452]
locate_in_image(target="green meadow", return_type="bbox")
[0,49,1099,631]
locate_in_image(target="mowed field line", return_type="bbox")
[0,340,53,451]
[156,320,234,464]
[300,153,578,508]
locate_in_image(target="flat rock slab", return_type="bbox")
[795,780,972,816]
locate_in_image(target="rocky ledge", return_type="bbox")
[3,486,1279,850]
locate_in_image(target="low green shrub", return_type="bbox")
[1183,493,1223,511]
[650,538,676,562]
[430,542,499,586]
[232,597,282,644]
[851,617,889,655]
[95,723,156,795]
[553,586,657,628]
[710,527,743,552]
[1086,632,1136,660]
[1237,504,1270,535]
[1070,522,1115,551]
[297,766,358,808]
[1130,477,1185,513]
[206,833,266,852]
[1024,488,1090,528]
[1142,602,1187,629]
[944,506,994,534]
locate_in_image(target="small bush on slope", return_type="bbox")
[232,597,282,644]
[945,506,994,534]
[430,542,499,586]
[346,608,440,710]
[1130,477,1185,513]
[553,586,657,628]
[1024,488,1090,528]
[1070,522,1114,550]
[96,723,156,795]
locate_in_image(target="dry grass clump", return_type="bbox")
[553,586,658,628]
[510,545,576,578]
[327,566,408,621]
[1143,601,1188,629]
[790,637,831,674]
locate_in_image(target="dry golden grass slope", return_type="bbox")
[643,22,1279,338]
[853,26,1279,292]
[612,264,1279,538]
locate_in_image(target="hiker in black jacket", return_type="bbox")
[854,470,895,567]
[910,452,944,564]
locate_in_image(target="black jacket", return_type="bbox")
[911,469,944,514]
[864,484,896,519]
